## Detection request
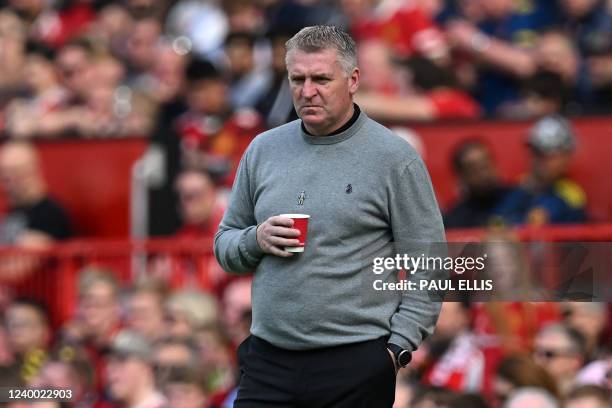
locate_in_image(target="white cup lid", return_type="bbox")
[279,213,310,218]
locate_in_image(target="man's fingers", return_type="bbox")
[268,215,294,227]
[267,226,301,238]
[269,237,300,248]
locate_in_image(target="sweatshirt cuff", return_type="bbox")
[388,333,415,352]
[240,225,264,263]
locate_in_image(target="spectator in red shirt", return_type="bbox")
[146,169,227,290]
[341,0,448,61]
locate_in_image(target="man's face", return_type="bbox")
[458,145,498,195]
[5,305,48,354]
[533,331,582,380]
[78,282,119,337]
[226,40,254,77]
[106,356,150,400]
[176,172,215,226]
[127,291,164,341]
[0,146,37,205]
[55,46,92,98]
[186,80,227,115]
[532,150,572,184]
[287,48,359,135]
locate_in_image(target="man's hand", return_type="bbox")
[256,216,301,257]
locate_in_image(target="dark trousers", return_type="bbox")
[234,335,396,407]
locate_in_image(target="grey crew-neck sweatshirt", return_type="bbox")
[214,110,446,351]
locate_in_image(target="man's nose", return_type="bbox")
[301,79,317,99]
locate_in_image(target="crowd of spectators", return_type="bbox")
[0,266,610,407]
[0,0,611,140]
[0,0,611,407]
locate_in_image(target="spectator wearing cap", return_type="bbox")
[173,57,264,187]
[495,115,587,225]
[533,323,588,395]
[444,140,511,228]
[105,330,167,408]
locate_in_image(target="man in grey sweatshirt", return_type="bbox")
[214,26,446,407]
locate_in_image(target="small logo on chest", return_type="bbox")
[346,184,352,194]
[297,191,306,205]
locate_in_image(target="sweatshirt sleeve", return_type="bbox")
[214,150,265,273]
[387,157,446,351]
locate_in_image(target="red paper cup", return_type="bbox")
[280,213,310,253]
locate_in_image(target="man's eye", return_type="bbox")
[291,78,304,83]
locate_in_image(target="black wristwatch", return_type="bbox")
[387,343,412,368]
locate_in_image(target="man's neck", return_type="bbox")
[302,104,359,136]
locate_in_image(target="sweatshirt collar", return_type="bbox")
[300,104,366,145]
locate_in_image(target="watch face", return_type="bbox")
[398,350,411,367]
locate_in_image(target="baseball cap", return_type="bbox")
[527,115,577,154]
[104,330,152,361]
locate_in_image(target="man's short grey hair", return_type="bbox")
[285,25,357,74]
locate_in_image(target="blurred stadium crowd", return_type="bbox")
[0,0,611,406]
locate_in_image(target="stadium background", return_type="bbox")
[0,0,611,407]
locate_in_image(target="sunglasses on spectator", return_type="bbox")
[533,347,577,360]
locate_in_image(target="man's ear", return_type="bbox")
[348,68,360,95]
